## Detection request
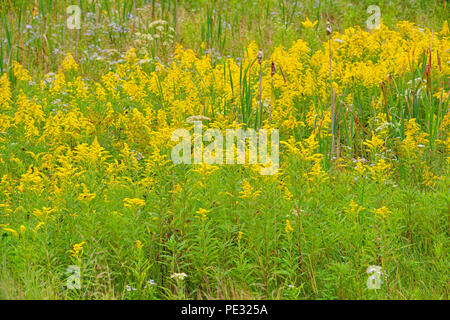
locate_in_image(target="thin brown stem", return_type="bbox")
[329,38,335,157]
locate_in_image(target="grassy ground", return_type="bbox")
[0,0,449,299]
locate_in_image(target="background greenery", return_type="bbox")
[0,0,448,300]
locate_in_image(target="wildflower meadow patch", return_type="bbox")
[0,0,448,301]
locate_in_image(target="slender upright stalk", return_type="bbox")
[151,0,155,21]
[327,19,335,157]
[174,0,178,42]
[257,49,263,130]
[132,0,136,32]
[269,61,276,126]
[76,29,80,61]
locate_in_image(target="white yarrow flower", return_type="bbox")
[170,272,187,280]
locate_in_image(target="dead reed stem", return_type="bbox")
[327,19,336,157]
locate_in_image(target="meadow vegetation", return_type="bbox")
[0,0,448,299]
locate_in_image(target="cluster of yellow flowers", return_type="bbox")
[0,21,447,254]
[238,179,262,199]
[69,241,86,258]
